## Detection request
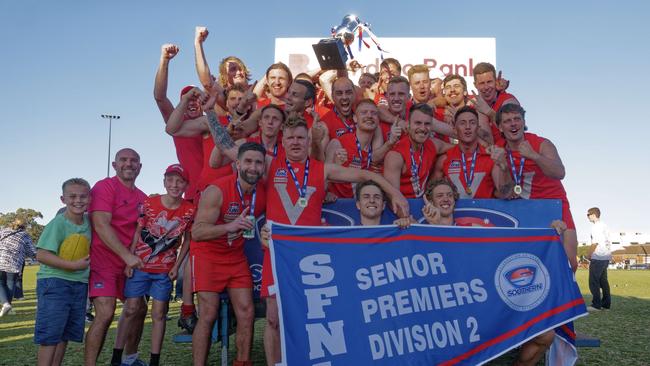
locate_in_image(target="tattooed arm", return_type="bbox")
[206,110,239,162]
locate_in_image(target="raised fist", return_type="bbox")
[161,44,179,60]
[195,26,209,43]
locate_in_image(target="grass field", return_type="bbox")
[1,266,649,365]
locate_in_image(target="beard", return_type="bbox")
[240,169,261,185]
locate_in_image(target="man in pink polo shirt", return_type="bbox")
[84,148,147,366]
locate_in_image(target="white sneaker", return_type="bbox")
[0,303,11,317]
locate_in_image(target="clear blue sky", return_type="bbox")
[1,1,648,242]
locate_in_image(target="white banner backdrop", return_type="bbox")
[275,37,496,90]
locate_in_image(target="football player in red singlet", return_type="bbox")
[190,142,267,366]
[433,106,511,198]
[319,77,356,140]
[384,103,450,198]
[261,118,409,365]
[326,100,401,198]
[210,104,286,172]
[154,44,204,202]
[495,103,577,366]
[244,104,285,159]
[254,62,292,108]
[471,62,519,143]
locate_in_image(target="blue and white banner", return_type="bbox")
[269,223,587,365]
[245,199,564,297]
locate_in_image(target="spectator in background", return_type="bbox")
[587,207,612,311]
[0,218,36,316]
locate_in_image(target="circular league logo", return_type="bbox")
[494,253,550,312]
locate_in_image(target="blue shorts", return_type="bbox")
[34,278,88,345]
[124,269,172,302]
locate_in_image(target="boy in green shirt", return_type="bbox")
[35,178,92,366]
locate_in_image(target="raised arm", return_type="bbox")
[374,128,400,165]
[165,87,209,137]
[205,110,239,162]
[194,26,213,90]
[487,145,513,198]
[154,44,180,122]
[519,139,566,180]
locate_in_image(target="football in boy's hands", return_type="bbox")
[58,234,90,261]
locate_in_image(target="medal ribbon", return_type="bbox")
[236,178,256,217]
[460,147,478,191]
[409,143,424,195]
[334,107,355,133]
[286,158,310,201]
[506,149,526,186]
[355,135,373,170]
[261,138,278,157]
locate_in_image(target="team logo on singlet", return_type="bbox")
[448,160,461,174]
[351,156,362,167]
[336,128,347,137]
[274,168,288,183]
[226,202,241,215]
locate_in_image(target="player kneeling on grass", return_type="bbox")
[120,164,195,366]
[35,178,92,366]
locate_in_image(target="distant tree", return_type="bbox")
[0,208,45,242]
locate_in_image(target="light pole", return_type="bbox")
[101,114,120,177]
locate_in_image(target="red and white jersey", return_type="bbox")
[135,195,195,273]
[172,116,204,201]
[191,175,266,263]
[266,157,326,226]
[489,91,518,144]
[391,137,437,198]
[246,135,285,158]
[320,108,355,140]
[328,133,373,199]
[442,145,496,199]
[497,132,575,228]
[498,133,567,200]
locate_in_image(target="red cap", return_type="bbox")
[180,85,196,98]
[164,164,189,182]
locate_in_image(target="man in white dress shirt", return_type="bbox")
[587,207,611,311]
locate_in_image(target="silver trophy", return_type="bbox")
[313,14,386,70]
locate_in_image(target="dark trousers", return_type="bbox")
[589,259,611,309]
[0,271,17,304]
[13,264,25,299]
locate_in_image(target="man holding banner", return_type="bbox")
[261,118,409,365]
[495,104,578,271]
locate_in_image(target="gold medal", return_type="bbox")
[514,185,522,195]
[465,187,472,195]
[298,197,308,207]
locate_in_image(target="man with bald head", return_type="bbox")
[320,77,357,140]
[85,148,147,366]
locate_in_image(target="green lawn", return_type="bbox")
[1,266,649,365]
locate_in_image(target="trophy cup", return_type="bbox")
[313,15,387,70]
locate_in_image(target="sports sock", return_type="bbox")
[150,353,160,366]
[110,348,123,366]
[181,304,195,317]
